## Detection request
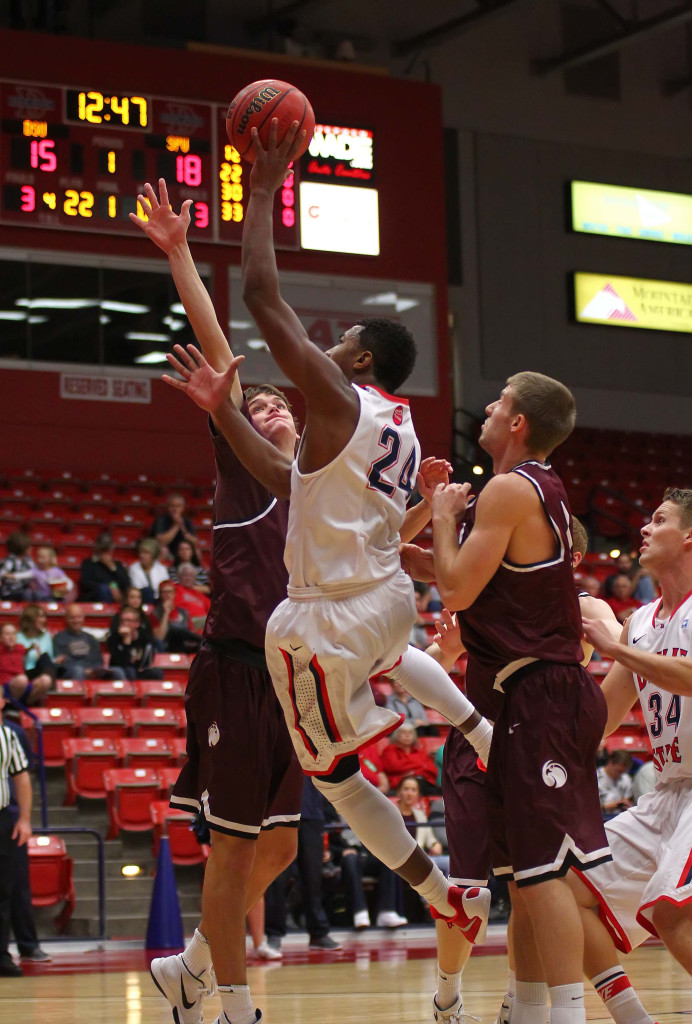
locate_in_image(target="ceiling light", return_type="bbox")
[472,465,484,476]
[135,351,169,364]
[101,300,149,314]
[16,297,99,309]
[247,338,269,351]
[362,292,419,313]
[229,320,252,330]
[162,316,186,332]
[125,332,170,342]
[27,316,48,324]
[169,303,189,316]
[0,311,26,320]
[609,548,621,559]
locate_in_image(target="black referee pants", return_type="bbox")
[0,807,16,963]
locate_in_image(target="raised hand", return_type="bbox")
[432,608,465,660]
[129,178,191,253]
[417,456,453,503]
[163,344,244,413]
[249,118,307,196]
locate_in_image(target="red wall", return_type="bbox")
[0,29,451,479]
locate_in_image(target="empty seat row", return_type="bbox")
[63,736,187,804]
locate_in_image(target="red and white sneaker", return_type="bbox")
[430,886,491,944]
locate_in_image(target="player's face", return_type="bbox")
[247,394,297,448]
[325,325,365,380]
[479,386,515,455]
[640,501,687,570]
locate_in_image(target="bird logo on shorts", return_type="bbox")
[208,722,220,747]
[541,760,568,788]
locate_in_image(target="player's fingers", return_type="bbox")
[162,373,187,392]
[165,351,191,378]
[268,116,279,147]
[143,182,158,208]
[128,213,146,228]
[181,199,193,217]
[158,178,169,207]
[185,344,208,368]
[136,193,153,217]
[287,127,305,160]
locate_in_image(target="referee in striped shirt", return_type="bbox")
[0,691,31,977]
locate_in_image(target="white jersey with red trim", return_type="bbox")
[627,592,692,783]
[284,383,421,598]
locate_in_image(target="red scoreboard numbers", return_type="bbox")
[0,79,300,247]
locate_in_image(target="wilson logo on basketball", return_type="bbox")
[541,760,568,788]
[393,406,403,425]
[234,86,282,136]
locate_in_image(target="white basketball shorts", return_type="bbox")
[265,570,416,775]
[573,776,692,952]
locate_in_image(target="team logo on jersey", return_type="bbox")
[541,760,568,788]
[393,405,403,425]
[208,722,220,747]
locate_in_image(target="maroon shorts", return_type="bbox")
[171,644,303,838]
[486,661,611,887]
[442,730,490,886]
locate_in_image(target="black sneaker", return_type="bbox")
[20,949,52,963]
[309,935,342,951]
[266,934,282,952]
[0,960,22,977]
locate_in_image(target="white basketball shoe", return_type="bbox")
[150,952,216,1024]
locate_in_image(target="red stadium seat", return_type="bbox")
[136,679,186,709]
[74,705,129,740]
[62,737,121,804]
[158,766,182,799]
[20,707,77,767]
[151,801,208,865]
[172,736,188,766]
[125,706,183,740]
[117,736,176,770]
[103,767,162,839]
[152,653,193,684]
[27,835,75,932]
[45,678,88,709]
[86,679,138,708]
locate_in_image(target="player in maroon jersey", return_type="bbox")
[131,181,303,1024]
[431,373,609,1024]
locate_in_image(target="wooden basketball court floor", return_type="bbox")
[1,927,689,1024]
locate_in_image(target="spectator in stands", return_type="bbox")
[152,493,199,562]
[380,723,439,796]
[16,605,56,687]
[358,741,389,793]
[110,587,155,643]
[128,538,169,604]
[631,759,656,803]
[106,607,164,681]
[31,545,75,602]
[409,582,432,649]
[78,533,130,604]
[395,775,449,874]
[604,550,656,603]
[385,677,430,730]
[597,749,634,819]
[169,539,210,595]
[52,603,126,681]
[151,580,202,654]
[173,563,211,630]
[0,623,51,706]
[0,531,38,602]
[604,573,642,624]
[580,574,603,598]
[329,809,407,930]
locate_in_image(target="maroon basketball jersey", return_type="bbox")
[203,411,289,649]
[459,461,583,708]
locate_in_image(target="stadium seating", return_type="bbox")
[20,707,77,767]
[74,705,130,740]
[62,737,121,803]
[117,736,176,771]
[27,835,75,932]
[125,706,184,740]
[103,767,163,839]
[136,679,186,709]
[150,801,209,865]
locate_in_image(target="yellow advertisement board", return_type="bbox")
[571,181,692,245]
[574,273,692,334]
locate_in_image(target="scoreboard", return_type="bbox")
[0,78,301,248]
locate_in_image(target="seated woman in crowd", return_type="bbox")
[106,606,164,681]
[128,538,169,604]
[151,580,203,654]
[395,775,449,876]
[16,604,57,688]
[31,544,75,602]
[172,563,211,630]
[168,539,210,595]
[0,621,52,705]
[380,723,440,796]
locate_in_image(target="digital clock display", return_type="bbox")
[0,80,376,253]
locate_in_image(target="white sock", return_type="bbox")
[508,968,517,999]
[218,984,256,1024]
[389,646,478,726]
[549,983,585,1024]
[512,981,548,1024]
[436,966,462,1010]
[498,967,517,1023]
[181,927,212,978]
[591,968,654,1024]
[413,862,453,917]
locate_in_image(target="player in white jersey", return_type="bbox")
[163,118,496,965]
[571,487,692,984]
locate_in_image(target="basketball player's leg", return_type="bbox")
[652,901,692,972]
[505,902,549,1024]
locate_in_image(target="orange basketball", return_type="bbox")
[226,79,315,163]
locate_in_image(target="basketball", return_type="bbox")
[226,79,315,163]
